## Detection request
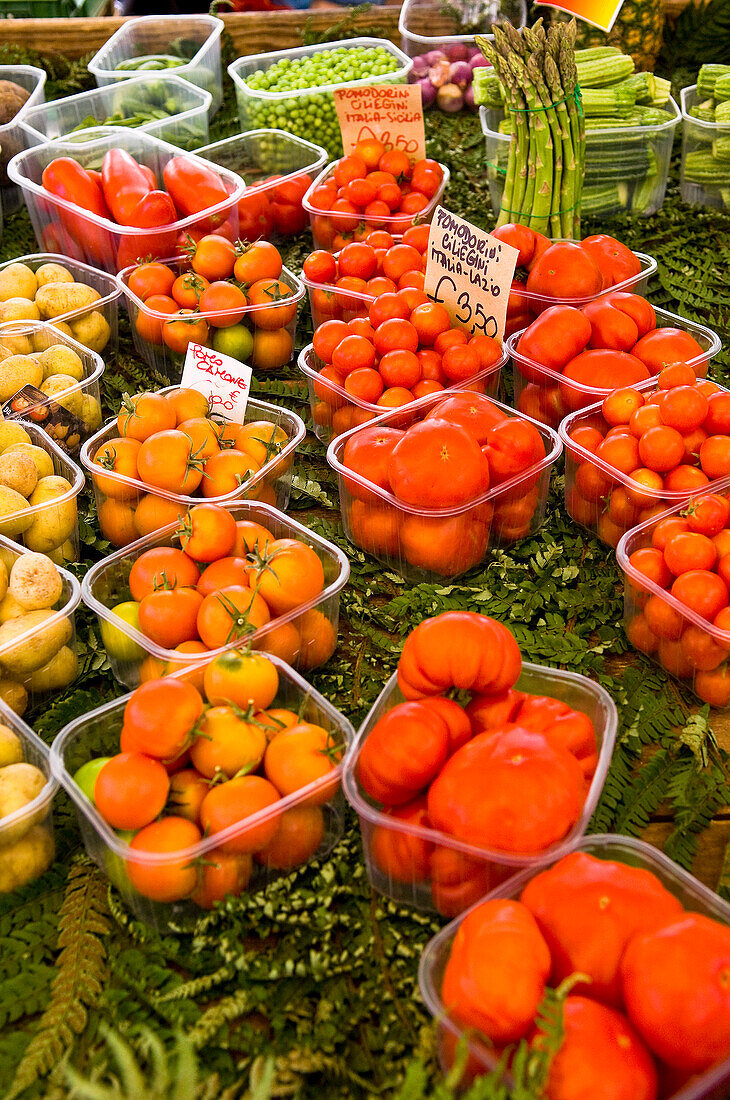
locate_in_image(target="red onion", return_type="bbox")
[445,42,470,61]
[450,60,473,88]
[429,58,452,88]
[411,54,429,79]
[464,83,476,110]
[424,48,448,67]
[470,54,490,71]
[418,77,438,108]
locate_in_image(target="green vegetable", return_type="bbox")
[579,86,637,117]
[697,62,730,99]
[684,149,730,183]
[115,55,187,72]
[715,73,730,102]
[236,45,403,154]
[574,51,634,87]
[717,100,730,123]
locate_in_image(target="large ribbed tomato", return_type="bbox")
[520,852,684,1006]
[356,700,449,806]
[397,611,522,700]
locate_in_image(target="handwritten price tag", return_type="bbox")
[181,343,252,423]
[424,207,519,344]
[333,84,426,161]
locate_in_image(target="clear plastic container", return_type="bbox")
[82,498,350,690]
[0,318,104,449]
[507,306,721,430]
[81,391,305,549]
[87,15,224,115]
[343,664,616,916]
[20,74,211,154]
[559,380,730,549]
[0,66,47,217]
[418,833,730,1095]
[0,697,57,894]
[118,258,304,375]
[303,159,450,251]
[0,418,84,565]
[617,487,730,708]
[399,0,527,56]
[229,38,413,156]
[8,127,245,276]
[326,391,561,582]
[299,341,506,446]
[680,85,730,212]
[196,129,327,242]
[50,653,355,930]
[0,254,120,358]
[481,98,681,220]
[0,531,81,719]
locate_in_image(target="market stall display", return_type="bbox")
[1,7,729,1096]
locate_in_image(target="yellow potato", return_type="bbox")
[9,552,62,610]
[0,355,42,401]
[39,374,83,417]
[34,263,73,288]
[24,476,77,553]
[0,451,38,498]
[0,559,9,603]
[0,423,32,453]
[0,680,27,716]
[0,723,22,767]
[0,825,53,890]
[0,264,37,302]
[35,345,84,381]
[0,299,40,324]
[0,592,25,624]
[0,334,33,358]
[35,282,100,320]
[46,539,75,566]
[4,443,54,480]
[80,393,102,432]
[68,310,110,354]
[0,761,46,819]
[0,608,72,673]
[32,322,74,352]
[0,485,32,538]
[25,644,77,692]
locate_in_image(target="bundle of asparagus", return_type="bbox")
[475,19,585,237]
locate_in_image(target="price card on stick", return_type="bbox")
[333,84,426,161]
[181,343,252,423]
[424,206,519,344]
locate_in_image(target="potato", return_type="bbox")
[0,298,40,324]
[46,539,75,566]
[25,644,77,692]
[0,761,45,818]
[0,422,31,453]
[10,553,62,610]
[68,310,110,354]
[35,283,100,321]
[24,476,77,553]
[0,609,72,673]
[80,393,102,432]
[0,559,9,603]
[0,592,25,624]
[36,345,84,381]
[0,354,42,400]
[39,374,83,417]
[0,723,22,766]
[0,680,27,716]
[0,485,32,538]
[0,263,37,302]
[34,263,73,288]
[0,334,33,357]
[0,451,37,498]
[0,826,54,891]
[4,443,54,480]
[32,322,73,352]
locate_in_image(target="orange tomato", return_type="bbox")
[264,723,341,804]
[91,437,141,500]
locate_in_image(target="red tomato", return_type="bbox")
[397,611,521,699]
[580,234,642,287]
[526,241,603,299]
[631,328,706,373]
[356,700,450,806]
[387,419,490,507]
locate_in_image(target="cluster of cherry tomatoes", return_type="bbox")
[237,171,314,241]
[514,292,708,429]
[123,501,333,674]
[625,490,730,706]
[440,850,730,1098]
[306,140,445,251]
[309,288,503,437]
[353,612,598,918]
[491,225,645,337]
[303,224,429,328]
[566,364,730,547]
[76,659,342,907]
[126,237,298,370]
[338,392,547,578]
[89,386,291,547]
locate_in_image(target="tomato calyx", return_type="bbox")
[96,446,119,472]
[213,591,260,645]
[163,309,207,329]
[177,272,207,302]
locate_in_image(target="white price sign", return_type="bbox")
[180,343,252,423]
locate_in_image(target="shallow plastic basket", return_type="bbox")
[0,66,46,216]
[680,85,730,213]
[398,0,527,57]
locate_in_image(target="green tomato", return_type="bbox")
[73,756,112,804]
[213,324,254,363]
[100,602,146,663]
[105,828,137,893]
